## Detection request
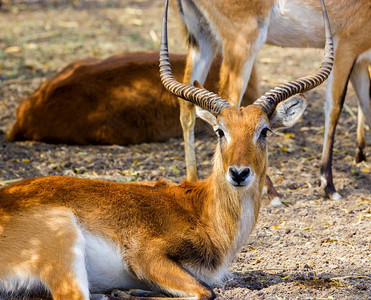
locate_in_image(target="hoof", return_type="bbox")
[355,148,366,163]
[111,289,165,298]
[110,290,133,299]
[321,176,341,200]
[330,192,342,200]
[270,197,283,207]
[91,294,121,300]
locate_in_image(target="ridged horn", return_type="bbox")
[159,0,231,117]
[253,0,334,116]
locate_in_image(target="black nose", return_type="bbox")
[229,167,251,185]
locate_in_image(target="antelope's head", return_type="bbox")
[160,0,334,190]
[195,94,307,189]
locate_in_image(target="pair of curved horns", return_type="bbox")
[159,0,334,117]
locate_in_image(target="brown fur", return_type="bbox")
[8,51,259,145]
[0,104,275,300]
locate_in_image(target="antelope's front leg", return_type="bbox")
[180,100,198,181]
[217,16,268,107]
[321,40,357,199]
[130,253,215,300]
[181,45,216,181]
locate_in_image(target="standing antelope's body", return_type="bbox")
[0,0,332,299]
[174,0,371,200]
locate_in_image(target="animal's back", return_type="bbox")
[0,176,205,240]
[268,0,371,48]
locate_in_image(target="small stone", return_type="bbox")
[64,161,72,168]
[307,272,315,279]
[327,264,338,269]
[296,275,305,281]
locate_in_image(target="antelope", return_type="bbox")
[8,52,259,145]
[173,0,371,200]
[0,0,333,299]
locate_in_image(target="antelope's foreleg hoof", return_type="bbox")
[90,293,123,300]
[355,148,367,163]
[111,289,166,299]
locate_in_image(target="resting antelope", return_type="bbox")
[173,0,371,200]
[0,0,333,299]
[8,52,259,145]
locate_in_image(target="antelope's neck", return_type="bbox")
[199,154,263,281]
[209,173,261,246]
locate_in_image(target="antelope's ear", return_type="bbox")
[196,106,217,127]
[269,94,307,130]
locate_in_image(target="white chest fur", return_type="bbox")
[225,194,255,269]
[83,232,146,292]
[195,194,256,286]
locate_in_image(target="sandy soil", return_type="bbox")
[0,1,370,299]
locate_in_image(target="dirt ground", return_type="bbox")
[0,1,370,299]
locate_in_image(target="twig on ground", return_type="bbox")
[0,178,22,186]
[235,268,289,273]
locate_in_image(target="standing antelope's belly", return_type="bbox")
[267,1,325,48]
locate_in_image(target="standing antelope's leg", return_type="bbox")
[218,29,266,107]
[180,43,216,181]
[355,107,367,163]
[216,8,270,105]
[131,253,215,300]
[350,60,371,163]
[240,62,261,107]
[265,175,281,207]
[320,40,357,200]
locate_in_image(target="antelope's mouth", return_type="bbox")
[232,183,248,188]
[229,182,252,190]
[226,172,256,190]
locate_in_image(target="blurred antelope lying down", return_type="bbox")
[0,0,333,299]
[8,52,259,145]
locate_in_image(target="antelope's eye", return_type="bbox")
[215,128,225,138]
[260,127,272,139]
